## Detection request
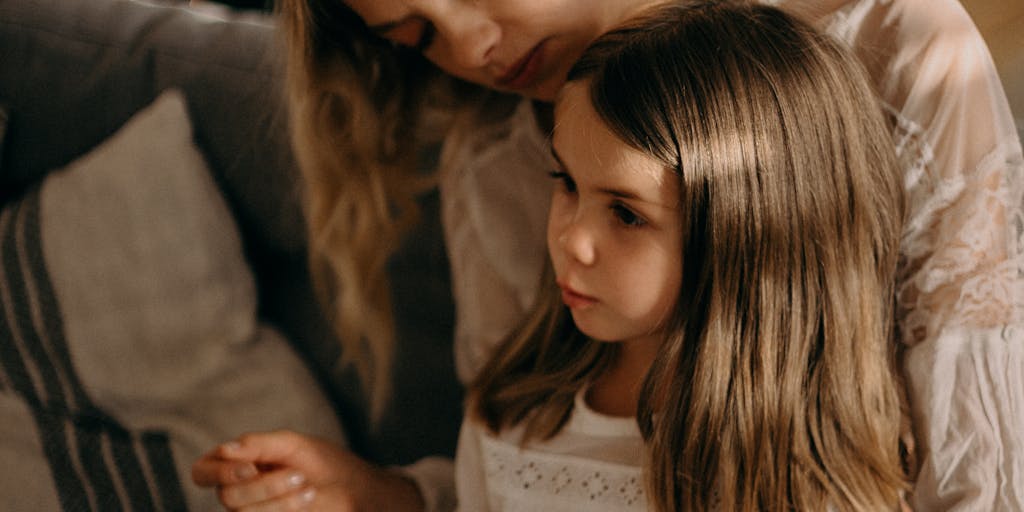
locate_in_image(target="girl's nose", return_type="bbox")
[558,222,596,266]
[442,9,499,69]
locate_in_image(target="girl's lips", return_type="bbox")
[558,283,597,309]
[496,40,548,90]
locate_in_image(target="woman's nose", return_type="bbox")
[441,9,499,69]
[558,221,596,266]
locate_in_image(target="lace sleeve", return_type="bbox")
[828,0,1024,509]
[896,103,1024,511]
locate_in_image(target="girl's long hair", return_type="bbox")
[470,2,908,510]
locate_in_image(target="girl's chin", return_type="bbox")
[569,317,618,343]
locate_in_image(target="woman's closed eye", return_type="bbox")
[611,202,647,228]
[383,18,436,52]
[549,171,577,193]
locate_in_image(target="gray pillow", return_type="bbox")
[0,90,345,511]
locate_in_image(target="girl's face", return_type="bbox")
[342,0,663,101]
[548,83,683,347]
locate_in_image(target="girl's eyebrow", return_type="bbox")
[550,145,644,201]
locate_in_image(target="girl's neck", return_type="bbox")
[586,335,661,417]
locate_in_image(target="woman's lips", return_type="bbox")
[558,282,597,309]
[496,40,547,90]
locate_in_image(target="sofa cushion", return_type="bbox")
[0,0,302,257]
[0,90,345,511]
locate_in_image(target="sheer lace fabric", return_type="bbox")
[807,1,1024,509]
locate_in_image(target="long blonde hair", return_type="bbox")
[471,2,908,510]
[278,0,528,421]
[278,0,447,420]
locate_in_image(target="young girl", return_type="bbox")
[458,2,906,510]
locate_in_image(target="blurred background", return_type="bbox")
[961,0,1024,140]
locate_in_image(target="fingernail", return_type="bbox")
[287,472,306,488]
[300,488,316,504]
[222,441,241,452]
[234,464,257,480]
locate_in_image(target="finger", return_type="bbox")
[218,469,309,509]
[217,431,310,466]
[191,454,258,487]
[239,488,316,512]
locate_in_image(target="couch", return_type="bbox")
[0,0,463,509]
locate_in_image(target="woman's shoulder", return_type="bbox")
[813,0,1010,140]
[820,0,985,75]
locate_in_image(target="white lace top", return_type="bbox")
[454,389,647,512]
[403,0,1024,511]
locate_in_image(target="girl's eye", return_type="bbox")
[612,203,646,227]
[548,171,577,194]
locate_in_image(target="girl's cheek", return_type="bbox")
[547,193,570,241]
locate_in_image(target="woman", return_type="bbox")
[192,0,1024,511]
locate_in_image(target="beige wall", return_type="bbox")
[960,0,1024,135]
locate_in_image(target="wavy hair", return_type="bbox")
[277,0,446,420]
[470,2,907,510]
[277,0,534,421]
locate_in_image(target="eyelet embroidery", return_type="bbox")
[480,435,647,511]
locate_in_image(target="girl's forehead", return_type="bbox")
[552,84,647,170]
[553,87,677,206]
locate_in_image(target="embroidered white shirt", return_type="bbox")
[454,389,646,512]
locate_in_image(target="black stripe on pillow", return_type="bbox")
[19,183,153,510]
[13,192,128,509]
[144,431,189,511]
[0,197,93,511]
[1,189,187,511]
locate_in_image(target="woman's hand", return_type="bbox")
[191,430,425,511]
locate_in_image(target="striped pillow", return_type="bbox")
[0,90,345,511]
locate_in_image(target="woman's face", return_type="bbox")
[342,0,662,101]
